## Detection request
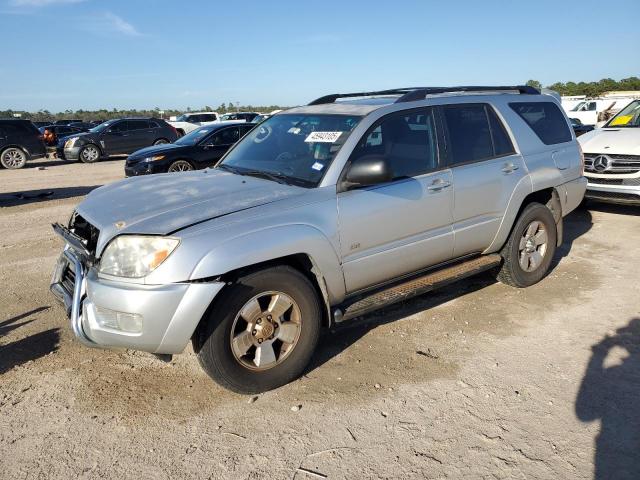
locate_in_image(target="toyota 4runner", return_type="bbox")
[51,86,587,393]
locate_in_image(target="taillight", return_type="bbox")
[577,142,585,174]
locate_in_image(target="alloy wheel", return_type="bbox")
[518,220,548,272]
[168,160,193,172]
[1,148,26,169]
[230,291,302,371]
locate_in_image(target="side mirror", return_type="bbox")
[343,155,393,190]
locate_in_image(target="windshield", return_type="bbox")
[175,126,215,145]
[605,100,640,128]
[218,113,362,187]
[89,119,118,133]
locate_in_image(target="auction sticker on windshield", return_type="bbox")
[305,131,342,143]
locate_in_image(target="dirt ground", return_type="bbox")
[1,157,639,480]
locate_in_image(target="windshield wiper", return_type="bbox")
[238,169,291,185]
[217,164,311,187]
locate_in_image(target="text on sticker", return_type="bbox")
[305,131,343,143]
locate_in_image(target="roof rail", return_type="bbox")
[307,85,540,106]
[307,88,419,106]
[395,85,540,103]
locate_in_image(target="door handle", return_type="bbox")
[501,162,519,174]
[427,179,451,192]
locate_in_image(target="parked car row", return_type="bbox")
[125,122,255,175]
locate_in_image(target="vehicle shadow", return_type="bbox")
[308,274,496,374]
[585,200,640,217]
[0,185,102,207]
[0,307,59,375]
[22,158,72,169]
[575,317,640,480]
[552,205,593,269]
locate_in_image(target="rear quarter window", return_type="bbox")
[509,102,572,145]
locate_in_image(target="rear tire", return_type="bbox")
[79,144,101,163]
[496,202,557,288]
[0,148,27,169]
[195,266,321,394]
[153,138,169,145]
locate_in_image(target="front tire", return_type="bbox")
[167,160,193,173]
[496,202,557,288]
[1,148,27,169]
[195,266,321,394]
[153,138,169,145]
[79,144,101,163]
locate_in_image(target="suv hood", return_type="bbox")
[76,169,305,254]
[578,128,640,155]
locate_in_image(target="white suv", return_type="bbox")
[579,99,640,205]
[168,112,220,136]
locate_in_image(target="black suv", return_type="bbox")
[0,119,47,169]
[62,118,179,163]
[125,122,254,176]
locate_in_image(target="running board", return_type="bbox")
[334,254,502,323]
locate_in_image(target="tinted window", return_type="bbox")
[510,102,572,145]
[487,107,515,156]
[350,108,438,179]
[128,120,149,131]
[443,104,493,164]
[109,121,129,133]
[148,120,161,129]
[200,114,217,122]
[212,127,240,145]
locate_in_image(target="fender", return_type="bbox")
[484,175,533,253]
[189,223,346,303]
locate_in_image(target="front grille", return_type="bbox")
[587,177,640,186]
[586,190,640,204]
[61,264,76,297]
[584,154,640,174]
[68,212,99,256]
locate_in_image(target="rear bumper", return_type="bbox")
[560,176,588,215]
[50,246,224,354]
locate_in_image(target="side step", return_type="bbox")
[335,254,502,323]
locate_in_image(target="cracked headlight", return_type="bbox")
[99,236,179,278]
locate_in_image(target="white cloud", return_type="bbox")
[102,11,143,37]
[9,0,85,6]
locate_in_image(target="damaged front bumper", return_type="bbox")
[50,224,224,354]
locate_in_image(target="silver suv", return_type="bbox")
[51,86,587,393]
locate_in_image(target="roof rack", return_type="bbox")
[395,85,540,103]
[307,88,418,105]
[307,85,539,105]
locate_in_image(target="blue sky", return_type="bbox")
[1,0,639,111]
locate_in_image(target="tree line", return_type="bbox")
[3,78,640,122]
[0,103,289,123]
[526,77,640,97]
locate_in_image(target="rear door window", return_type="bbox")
[509,102,572,145]
[128,120,149,131]
[442,104,494,164]
[487,107,516,156]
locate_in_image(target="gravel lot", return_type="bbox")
[1,157,639,479]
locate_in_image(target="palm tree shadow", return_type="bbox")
[576,318,640,479]
[0,307,60,375]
